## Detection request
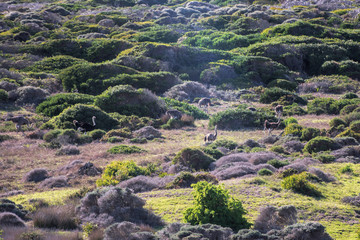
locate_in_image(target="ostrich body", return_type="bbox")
[275,105,283,119]
[204,125,217,142]
[5,116,31,135]
[198,98,211,108]
[165,110,182,120]
[264,119,281,135]
[247,107,256,111]
[73,116,96,133]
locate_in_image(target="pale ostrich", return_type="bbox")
[73,116,96,134]
[204,125,217,143]
[264,119,281,135]
[5,115,32,135]
[165,110,182,120]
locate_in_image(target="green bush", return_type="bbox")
[162,97,208,120]
[112,114,160,131]
[96,160,149,186]
[329,117,347,128]
[161,116,195,129]
[340,104,358,115]
[0,89,8,102]
[36,93,95,117]
[336,129,360,141]
[132,29,181,43]
[95,85,166,118]
[206,139,238,150]
[209,107,276,130]
[168,172,218,189]
[101,128,132,142]
[0,134,14,142]
[260,87,306,104]
[258,168,273,176]
[172,147,215,171]
[339,164,354,174]
[307,97,360,115]
[301,127,321,141]
[183,181,251,231]
[284,123,303,137]
[304,136,339,153]
[284,117,298,126]
[343,112,360,125]
[267,79,297,91]
[281,172,322,197]
[316,154,336,163]
[202,147,224,160]
[90,0,135,7]
[270,145,288,155]
[59,62,136,94]
[25,55,87,73]
[267,159,289,168]
[88,129,106,140]
[343,92,358,99]
[350,120,360,132]
[283,104,307,116]
[43,129,92,145]
[46,104,118,131]
[107,145,145,154]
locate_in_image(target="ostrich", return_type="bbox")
[247,107,256,111]
[165,110,182,120]
[204,125,217,143]
[264,119,281,135]
[274,105,283,120]
[5,115,32,135]
[73,116,96,134]
[198,97,211,113]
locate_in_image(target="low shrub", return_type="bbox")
[343,112,360,125]
[300,127,320,141]
[25,55,87,73]
[340,104,358,115]
[339,164,354,174]
[0,134,14,142]
[258,168,273,176]
[107,145,145,154]
[329,117,347,128]
[88,129,106,140]
[56,146,81,156]
[0,89,8,102]
[96,160,150,186]
[260,87,306,104]
[168,172,218,189]
[316,154,336,163]
[283,104,307,116]
[202,147,224,160]
[343,92,358,99]
[304,136,339,153]
[284,117,298,127]
[350,120,360,132]
[207,139,238,150]
[36,93,95,117]
[270,145,288,155]
[267,79,297,91]
[183,181,251,231]
[281,172,322,197]
[33,204,77,230]
[172,147,215,171]
[162,97,208,120]
[284,123,303,137]
[267,159,289,168]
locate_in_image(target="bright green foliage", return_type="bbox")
[83,222,98,239]
[307,97,360,115]
[43,129,92,145]
[96,160,149,186]
[162,97,208,119]
[340,104,359,115]
[95,85,166,118]
[0,89,8,102]
[284,123,303,137]
[343,112,360,125]
[270,145,288,155]
[336,129,360,141]
[59,62,136,94]
[202,147,224,160]
[304,136,339,153]
[339,164,354,174]
[329,117,347,128]
[321,60,360,79]
[281,172,322,197]
[342,92,358,99]
[183,181,251,231]
[258,168,273,176]
[132,29,181,43]
[260,87,305,104]
[36,93,95,117]
[173,147,215,171]
[267,79,297,91]
[350,120,360,132]
[107,145,145,154]
[112,114,160,131]
[284,117,298,126]
[206,139,238,150]
[301,127,321,141]
[182,30,249,50]
[168,172,218,189]
[88,129,106,140]
[101,128,132,142]
[47,104,118,131]
[25,55,87,73]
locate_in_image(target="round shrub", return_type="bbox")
[172,147,215,171]
[304,136,339,153]
[168,172,218,189]
[336,129,360,141]
[281,172,322,197]
[316,154,336,163]
[270,145,288,155]
[88,129,106,140]
[260,87,291,104]
[46,104,118,131]
[36,93,95,117]
[26,55,87,73]
[267,79,297,91]
[340,104,358,115]
[284,123,303,137]
[183,181,251,231]
[350,120,360,132]
[107,145,145,154]
[284,117,298,127]
[94,85,166,118]
[329,117,347,128]
[301,127,321,141]
[267,159,289,168]
[96,160,149,186]
[258,168,273,176]
[342,92,358,99]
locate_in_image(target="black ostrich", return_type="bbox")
[73,116,96,134]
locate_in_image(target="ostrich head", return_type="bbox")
[73,120,78,126]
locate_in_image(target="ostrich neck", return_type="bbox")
[92,117,96,126]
